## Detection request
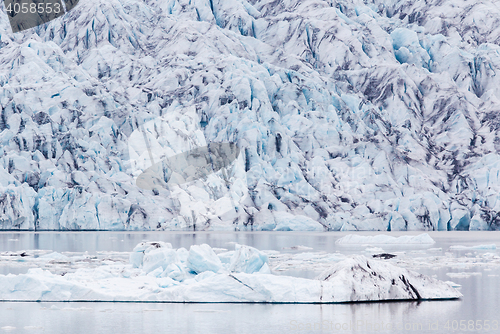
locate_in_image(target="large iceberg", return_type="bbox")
[1,0,500,230]
[0,243,461,302]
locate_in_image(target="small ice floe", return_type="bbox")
[446,272,482,279]
[372,253,397,260]
[7,239,18,242]
[0,250,51,257]
[2,251,30,257]
[444,281,462,288]
[282,246,313,251]
[0,243,461,303]
[449,244,497,250]
[481,253,499,259]
[40,252,71,263]
[336,233,435,245]
[1,326,15,331]
[364,247,384,253]
[60,307,93,311]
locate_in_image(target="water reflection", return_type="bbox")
[0,299,463,334]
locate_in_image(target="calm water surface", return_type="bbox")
[0,231,498,334]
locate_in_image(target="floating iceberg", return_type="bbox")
[449,244,497,250]
[0,243,461,303]
[446,272,482,279]
[336,233,436,245]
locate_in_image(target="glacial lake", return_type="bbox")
[0,231,499,334]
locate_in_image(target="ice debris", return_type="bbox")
[449,244,497,250]
[336,233,436,245]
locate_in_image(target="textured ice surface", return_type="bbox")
[0,243,461,302]
[187,244,223,274]
[129,241,173,269]
[130,242,268,278]
[316,255,460,301]
[228,243,269,274]
[336,233,435,244]
[2,0,500,230]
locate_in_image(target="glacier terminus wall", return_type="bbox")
[1,0,500,231]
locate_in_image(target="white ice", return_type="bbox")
[2,0,500,231]
[449,244,497,250]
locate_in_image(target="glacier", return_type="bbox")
[1,0,500,230]
[0,242,462,302]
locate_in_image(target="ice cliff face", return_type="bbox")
[2,0,500,231]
